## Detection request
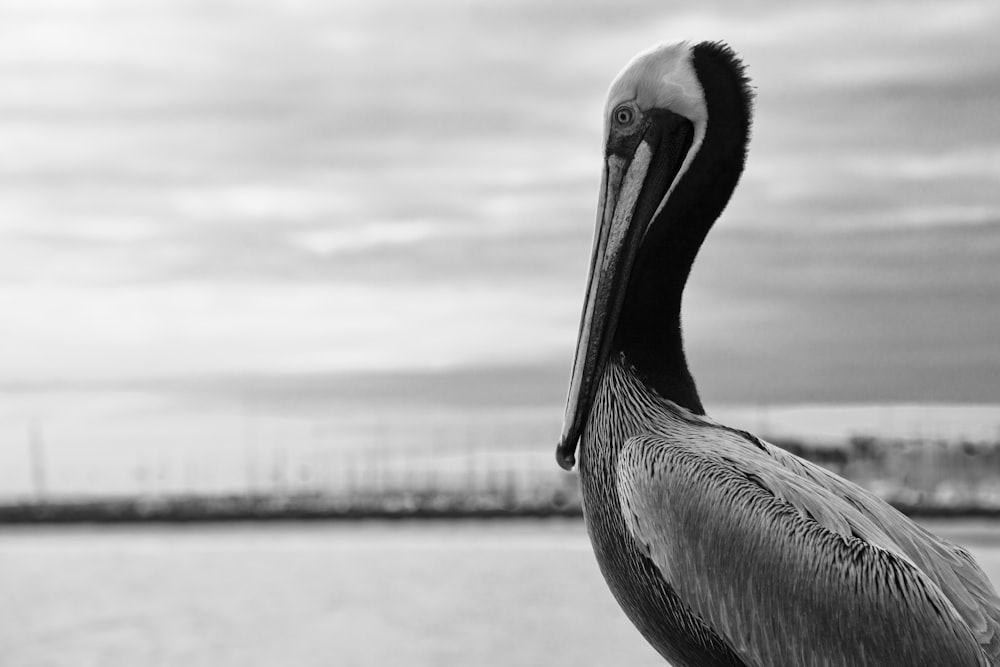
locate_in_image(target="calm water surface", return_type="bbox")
[1,519,998,667]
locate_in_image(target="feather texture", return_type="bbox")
[592,355,1000,666]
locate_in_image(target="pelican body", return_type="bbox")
[556,41,1000,666]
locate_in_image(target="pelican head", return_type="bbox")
[557,41,753,470]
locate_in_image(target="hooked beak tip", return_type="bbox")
[555,440,577,471]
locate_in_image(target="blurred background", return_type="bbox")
[1,1,999,666]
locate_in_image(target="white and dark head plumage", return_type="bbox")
[603,42,711,211]
[557,41,1000,667]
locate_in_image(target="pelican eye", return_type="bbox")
[613,105,635,127]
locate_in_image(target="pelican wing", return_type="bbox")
[616,418,1000,667]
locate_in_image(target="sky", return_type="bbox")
[1,0,1000,455]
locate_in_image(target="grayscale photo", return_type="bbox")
[1,1,999,666]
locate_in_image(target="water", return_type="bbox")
[1,519,998,667]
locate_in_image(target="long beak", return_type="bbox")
[556,116,693,470]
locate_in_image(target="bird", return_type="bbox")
[554,40,1000,667]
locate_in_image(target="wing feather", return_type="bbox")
[763,440,1000,658]
[617,428,999,667]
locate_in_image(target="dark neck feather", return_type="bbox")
[613,42,753,414]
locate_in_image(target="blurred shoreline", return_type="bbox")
[2,485,999,525]
[4,431,999,524]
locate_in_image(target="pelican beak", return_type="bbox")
[556,112,693,470]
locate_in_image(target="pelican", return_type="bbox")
[556,40,1000,666]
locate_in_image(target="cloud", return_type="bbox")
[684,222,1000,403]
[0,281,579,385]
[1,0,999,407]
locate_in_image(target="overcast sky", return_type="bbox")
[1,0,999,424]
